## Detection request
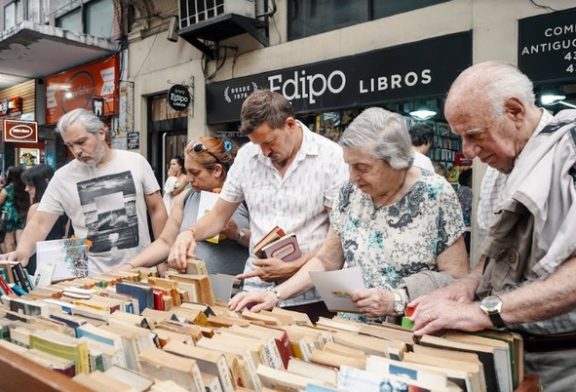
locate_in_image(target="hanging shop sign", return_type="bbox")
[45,56,119,124]
[206,31,472,124]
[518,7,576,83]
[168,84,191,111]
[3,119,38,143]
[0,96,23,117]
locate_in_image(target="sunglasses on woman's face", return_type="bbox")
[189,141,224,167]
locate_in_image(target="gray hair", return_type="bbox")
[340,107,414,170]
[448,61,535,117]
[55,108,108,136]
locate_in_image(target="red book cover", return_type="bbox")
[262,233,302,262]
[152,289,165,311]
[0,275,13,295]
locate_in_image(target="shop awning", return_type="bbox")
[0,21,118,89]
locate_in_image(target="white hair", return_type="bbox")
[448,61,535,117]
[56,108,108,136]
[340,107,414,170]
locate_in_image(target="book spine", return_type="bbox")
[0,275,13,295]
[216,357,236,392]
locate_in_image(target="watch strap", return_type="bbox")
[488,310,506,328]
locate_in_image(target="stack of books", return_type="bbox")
[0,261,537,392]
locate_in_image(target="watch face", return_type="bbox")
[482,295,501,311]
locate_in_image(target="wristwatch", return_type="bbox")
[236,229,247,244]
[480,295,506,328]
[391,289,407,315]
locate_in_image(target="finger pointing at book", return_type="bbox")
[236,257,299,282]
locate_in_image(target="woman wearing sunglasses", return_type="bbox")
[120,136,250,275]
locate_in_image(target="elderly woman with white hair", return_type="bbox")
[229,107,469,322]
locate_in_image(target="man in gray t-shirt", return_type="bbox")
[2,109,167,274]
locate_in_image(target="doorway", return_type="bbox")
[147,93,189,187]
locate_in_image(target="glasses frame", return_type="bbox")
[188,141,226,168]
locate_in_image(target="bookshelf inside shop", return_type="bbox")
[0,259,541,392]
[302,110,462,172]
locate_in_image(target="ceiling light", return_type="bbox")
[540,93,576,109]
[540,94,566,105]
[409,109,437,121]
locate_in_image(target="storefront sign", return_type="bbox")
[3,119,38,143]
[45,56,118,124]
[168,84,191,111]
[0,96,23,117]
[518,7,576,83]
[206,31,472,124]
[127,132,140,149]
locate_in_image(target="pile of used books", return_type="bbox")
[0,259,536,392]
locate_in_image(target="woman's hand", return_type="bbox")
[167,230,197,270]
[221,219,239,241]
[228,290,279,312]
[352,288,395,318]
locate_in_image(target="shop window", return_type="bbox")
[56,7,81,31]
[4,0,22,30]
[85,0,113,38]
[373,0,450,19]
[55,0,113,38]
[288,0,450,41]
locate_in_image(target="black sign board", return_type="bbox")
[168,84,191,111]
[206,31,472,124]
[127,132,140,149]
[518,7,576,83]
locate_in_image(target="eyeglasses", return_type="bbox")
[187,141,225,167]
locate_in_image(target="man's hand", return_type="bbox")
[408,276,478,310]
[352,288,395,318]
[168,230,197,270]
[228,290,279,312]
[411,298,491,336]
[0,251,29,267]
[236,257,298,282]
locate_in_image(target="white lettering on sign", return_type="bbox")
[545,24,576,37]
[358,69,432,93]
[268,70,346,104]
[170,92,189,104]
[521,38,576,55]
[9,125,33,139]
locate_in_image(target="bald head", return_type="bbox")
[445,61,542,173]
[445,61,536,120]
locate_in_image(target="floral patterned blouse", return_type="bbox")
[330,171,465,322]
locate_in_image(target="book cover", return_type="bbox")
[254,226,286,258]
[36,238,90,282]
[261,233,302,262]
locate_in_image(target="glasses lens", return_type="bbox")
[192,142,204,153]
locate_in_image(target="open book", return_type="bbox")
[35,238,90,283]
[254,226,302,261]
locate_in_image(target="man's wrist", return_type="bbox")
[185,228,196,238]
[236,228,247,243]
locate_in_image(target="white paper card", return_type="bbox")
[197,190,221,244]
[309,267,366,312]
